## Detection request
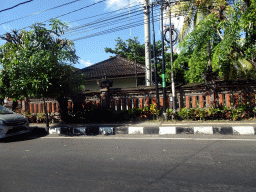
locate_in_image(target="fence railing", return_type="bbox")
[19,81,256,114]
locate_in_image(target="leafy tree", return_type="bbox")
[0,19,85,129]
[105,37,181,84]
[105,37,146,64]
[170,0,256,83]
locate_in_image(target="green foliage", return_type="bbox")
[178,107,190,120]
[173,1,256,83]
[0,19,85,126]
[149,104,160,119]
[176,103,254,121]
[0,19,85,101]
[105,37,146,64]
[166,108,173,119]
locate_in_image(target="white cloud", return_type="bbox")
[80,59,94,67]
[2,24,11,32]
[104,0,145,10]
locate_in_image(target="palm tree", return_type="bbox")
[168,0,255,81]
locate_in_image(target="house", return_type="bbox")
[80,55,149,91]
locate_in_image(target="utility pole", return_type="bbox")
[168,2,176,115]
[143,0,151,86]
[151,3,159,110]
[160,2,167,120]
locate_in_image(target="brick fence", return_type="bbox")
[4,80,256,114]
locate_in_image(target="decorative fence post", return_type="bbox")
[219,94,224,107]
[100,88,110,109]
[226,94,231,107]
[133,98,138,108]
[186,96,190,109]
[199,95,204,108]
[99,75,113,109]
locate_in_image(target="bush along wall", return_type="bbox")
[177,104,253,121]
[22,103,255,123]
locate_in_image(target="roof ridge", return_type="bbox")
[80,54,146,79]
[116,55,146,69]
[80,55,117,70]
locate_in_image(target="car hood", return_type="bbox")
[0,113,26,122]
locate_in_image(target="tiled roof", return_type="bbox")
[80,55,145,79]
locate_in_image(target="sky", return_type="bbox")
[0,0,184,69]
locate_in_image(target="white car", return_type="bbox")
[0,105,29,139]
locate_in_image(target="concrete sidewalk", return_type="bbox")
[29,119,256,136]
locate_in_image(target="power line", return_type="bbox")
[0,0,34,13]
[71,12,165,41]
[0,0,84,25]
[18,0,107,31]
[65,6,144,33]
[0,0,237,40]
[69,3,238,42]
[64,8,149,37]
[65,4,232,38]
[68,0,139,24]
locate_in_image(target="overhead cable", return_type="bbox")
[0,0,83,25]
[65,6,144,33]
[18,0,107,30]
[69,0,139,24]
[0,0,34,13]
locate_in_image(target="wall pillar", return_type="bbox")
[100,88,110,109]
[219,94,224,107]
[160,97,163,109]
[30,103,34,114]
[116,99,121,111]
[234,94,239,108]
[179,94,184,109]
[145,98,150,107]
[34,103,38,114]
[186,96,190,109]
[226,94,231,107]
[110,99,115,111]
[242,93,247,105]
[133,98,138,108]
[139,98,144,109]
[47,102,51,113]
[206,94,211,108]
[192,96,197,108]
[199,95,204,108]
[151,97,157,107]
[166,96,170,109]
[127,98,132,109]
[121,98,126,110]
[52,103,56,113]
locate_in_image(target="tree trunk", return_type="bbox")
[43,98,49,132]
[57,96,68,122]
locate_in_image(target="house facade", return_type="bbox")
[80,55,147,91]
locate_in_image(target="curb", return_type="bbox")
[47,126,256,136]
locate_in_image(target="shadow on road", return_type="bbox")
[136,139,220,192]
[0,128,48,143]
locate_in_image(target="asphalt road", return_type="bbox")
[1,133,256,192]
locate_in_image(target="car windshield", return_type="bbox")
[0,106,14,114]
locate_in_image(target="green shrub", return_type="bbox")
[166,108,173,120]
[178,108,189,120]
[149,104,160,120]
